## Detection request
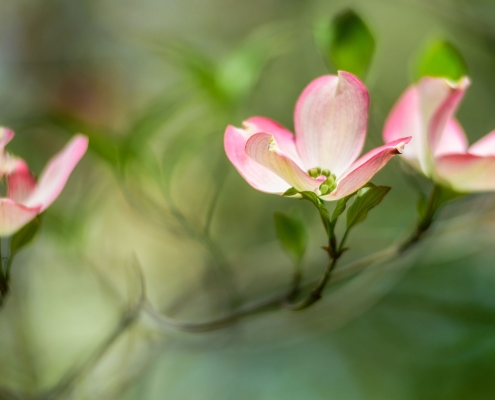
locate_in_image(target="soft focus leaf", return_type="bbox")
[274,212,308,263]
[283,187,299,197]
[46,114,120,167]
[216,23,292,104]
[10,216,41,255]
[415,39,468,81]
[330,192,356,229]
[315,9,375,78]
[346,184,390,230]
[121,92,183,164]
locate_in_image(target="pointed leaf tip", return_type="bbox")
[346,184,391,230]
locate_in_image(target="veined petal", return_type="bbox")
[225,125,291,193]
[424,77,469,154]
[468,130,495,156]
[383,85,422,170]
[7,160,36,203]
[23,135,88,211]
[323,137,411,200]
[294,71,370,175]
[384,77,470,176]
[245,133,321,192]
[0,198,41,237]
[418,77,469,174]
[434,118,468,157]
[242,116,302,164]
[435,153,495,192]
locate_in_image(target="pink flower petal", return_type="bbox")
[423,77,469,155]
[0,198,41,237]
[23,135,88,211]
[468,130,495,156]
[323,137,411,200]
[7,160,36,203]
[0,128,18,177]
[434,118,468,157]
[383,85,422,170]
[243,116,302,164]
[245,132,321,192]
[0,127,14,150]
[383,77,470,176]
[294,71,370,175]
[435,153,495,192]
[224,124,291,194]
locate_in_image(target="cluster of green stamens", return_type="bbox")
[307,167,337,195]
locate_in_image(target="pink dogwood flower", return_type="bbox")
[225,71,411,200]
[0,128,88,236]
[384,76,495,192]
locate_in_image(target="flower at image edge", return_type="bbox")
[384,76,495,192]
[0,129,89,236]
[224,71,411,200]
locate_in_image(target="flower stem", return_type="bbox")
[285,256,339,311]
[399,184,442,252]
[144,183,453,332]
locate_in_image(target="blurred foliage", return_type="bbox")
[346,184,390,231]
[415,39,468,81]
[0,0,495,399]
[314,9,375,78]
[10,216,42,257]
[274,212,308,264]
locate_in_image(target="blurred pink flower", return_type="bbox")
[0,129,88,236]
[384,76,495,192]
[225,71,410,200]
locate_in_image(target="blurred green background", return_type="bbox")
[1,0,495,398]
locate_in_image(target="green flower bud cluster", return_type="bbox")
[308,167,333,178]
[319,173,337,195]
[307,167,337,195]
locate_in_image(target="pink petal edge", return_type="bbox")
[435,153,495,192]
[426,77,470,155]
[245,132,320,192]
[23,135,89,211]
[323,137,412,200]
[468,130,495,157]
[383,85,422,170]
[224,124,291,193]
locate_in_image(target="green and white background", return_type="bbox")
[1,0,495,398]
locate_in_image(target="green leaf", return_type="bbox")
[283,187,300,197]
[299,191,331,237]
[274,212,308,263]
[330,192,357,229]
[346,185,391,230]
[315,9,375,78]
[415,39,468,81]
[10,216,41,255]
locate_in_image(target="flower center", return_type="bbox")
[307,167,337,195]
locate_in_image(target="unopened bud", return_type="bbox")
[308,167,322,178]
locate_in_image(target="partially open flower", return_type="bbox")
[0,128,88,236]
[225,71,410,200]
[384,76,495,192]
